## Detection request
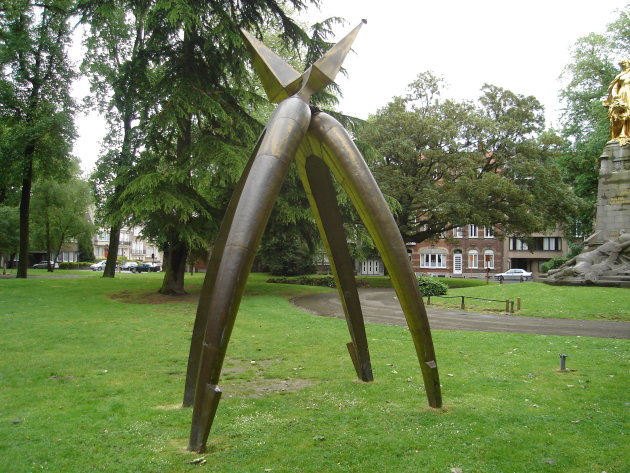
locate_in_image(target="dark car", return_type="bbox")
[131,263,161,273]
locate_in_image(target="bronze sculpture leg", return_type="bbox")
[182,132,266,407]
[308,111,442,408]
[297,153,373,381]
[188,98,311,452]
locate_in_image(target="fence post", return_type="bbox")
[460,296,465,310]
[505,300,510,314]
[510,300,515,314]
[517,297,521,312]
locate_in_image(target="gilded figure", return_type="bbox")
[603,59,630,145]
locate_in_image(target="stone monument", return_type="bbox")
[546,60,630,287]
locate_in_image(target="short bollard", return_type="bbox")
[559,354,568,371]
[517,297,521,312]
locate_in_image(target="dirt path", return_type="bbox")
[292,288,630,339]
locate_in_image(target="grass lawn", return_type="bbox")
[1,273,628,472]
[427,282,630,321]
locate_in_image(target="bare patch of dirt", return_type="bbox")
[109,289,200,305]
[225,378,316,399]
[155,403,183,410]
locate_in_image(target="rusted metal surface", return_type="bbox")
[185,22,442,452]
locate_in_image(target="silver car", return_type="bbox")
[90,260,107,271]
[494,268,532,281]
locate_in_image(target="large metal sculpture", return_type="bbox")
[184,22,442,452]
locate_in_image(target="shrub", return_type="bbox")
[417,276,448,296]
[540,256,568,274]
[259,236,315,276]
[267,276,336,287]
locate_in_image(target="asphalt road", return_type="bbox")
[292,288,630,339]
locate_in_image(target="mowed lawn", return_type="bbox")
[0,273,628,473]
[428,281,630,321]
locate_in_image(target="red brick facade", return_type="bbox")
[409,225,505,278]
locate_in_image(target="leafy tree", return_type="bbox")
[0,0,76,278]
[78,0,152,277]
[358,72,579,244]
[78,238,95,262]
[0,205,19,274]
[110,0,328,295]
[558,8,630,234]
[30,178,95,271]
[259,233,316,276]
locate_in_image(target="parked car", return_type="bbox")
[131,262,161,273]
[120,261,138,271]
[494,268,532,281]
[90,260,108,271]
[32,261,58,269]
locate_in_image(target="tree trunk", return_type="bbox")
[159,237,189,295]
[103,223,121,278]
[16,152,34,279]
[46,218,54,272]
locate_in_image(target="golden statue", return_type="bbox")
[603,59,630,145]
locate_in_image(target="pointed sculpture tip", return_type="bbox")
[362,19,367,24]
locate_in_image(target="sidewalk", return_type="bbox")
[292,288,630,339]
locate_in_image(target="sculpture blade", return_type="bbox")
[299,20,366,99]
[240,29,302,103]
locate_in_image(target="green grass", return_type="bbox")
[0,274,628,472]
[427,282,630,321]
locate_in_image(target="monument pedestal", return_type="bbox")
[586,141,630,248]
[544,141,630,287]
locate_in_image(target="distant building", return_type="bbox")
[356,225,569,279]
[93,226,162,263]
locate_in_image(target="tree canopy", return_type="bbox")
[30,177,94,271]
[357,72,579,244]
[0,0,76,277]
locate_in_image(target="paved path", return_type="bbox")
[292,288,630,339]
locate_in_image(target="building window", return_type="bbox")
[469,224,478,238]
[468,250,478,269]
[484,250,494,269]
[510,238,528,251]
[132,241,145,254]
[421,250,447,268]
[484,226,494,238]
[543,237,561,251]
[453,227,463,238]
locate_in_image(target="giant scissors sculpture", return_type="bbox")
[184,22,442,452]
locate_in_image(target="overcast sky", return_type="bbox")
[73,0,629,173]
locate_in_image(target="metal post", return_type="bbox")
[559,354,568,371]
[460,296,465,310]
[510,300,515,314]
